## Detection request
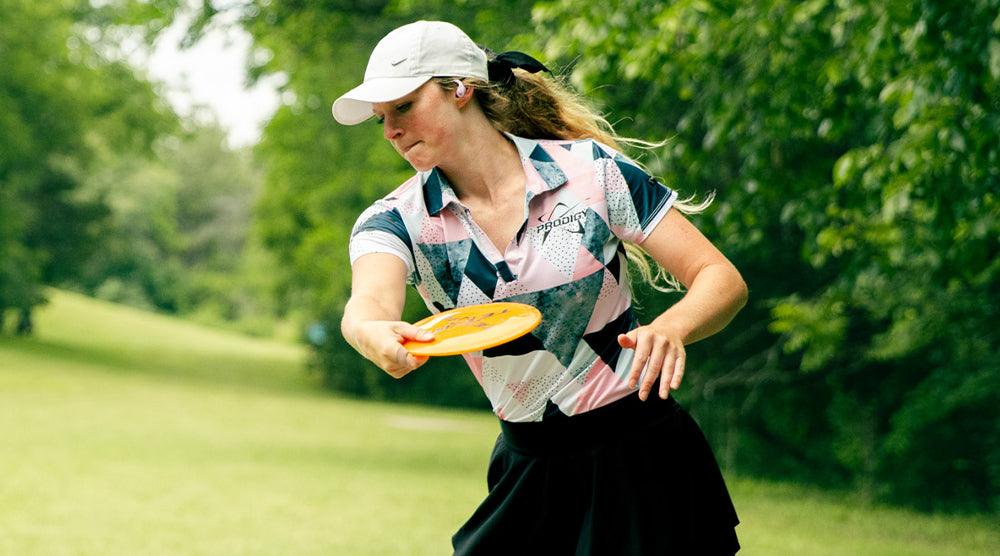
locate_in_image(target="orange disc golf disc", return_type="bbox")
[402,302,542,356]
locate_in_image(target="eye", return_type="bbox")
[374,114,385,125]
[395,102,412,113]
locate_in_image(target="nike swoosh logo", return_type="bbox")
[391,57,407,66]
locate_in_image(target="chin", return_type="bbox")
[405,156,435,172]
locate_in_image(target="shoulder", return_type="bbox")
[351,174,425,236]
[529,137,617,163]
[524,137,622,185]
[379,174,425,212]
[360,173,425,215]
[532,138,643,182]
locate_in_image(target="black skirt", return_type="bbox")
[452,394,740,555]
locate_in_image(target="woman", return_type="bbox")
[334,20,747,555]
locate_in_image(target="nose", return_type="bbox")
[383,113,403,142]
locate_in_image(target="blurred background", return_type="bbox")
[1,0,997,554]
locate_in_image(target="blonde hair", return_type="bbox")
[434,71,712,293]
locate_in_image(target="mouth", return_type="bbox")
[402,141,420,154]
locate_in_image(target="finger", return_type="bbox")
[410,355,430,368]
[659,348,677,399]
[396,323,434,341]
[670,351,685,390]
[402,351,430,369]
[639,341,668,401]
[388,347,429,377]
[383,355,407,378]
[618,332,636,349]
[626,332,651,389]
[394,344,411,366]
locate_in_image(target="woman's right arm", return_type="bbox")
[340,253,434,378]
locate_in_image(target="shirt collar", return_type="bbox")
[421,132,569,216]
[421,167,454,216]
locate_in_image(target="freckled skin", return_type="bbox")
[374,82,465,172]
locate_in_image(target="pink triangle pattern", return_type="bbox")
[585,271,630,335]
[572,245,605,281]
[462,352,484,385]
[419,218,444,243]
[573,357,632,414]
[506,380,532,404]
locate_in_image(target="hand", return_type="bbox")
[352,321,434,378]
[618,322,686,401]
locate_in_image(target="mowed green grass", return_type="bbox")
[1,290,997,555]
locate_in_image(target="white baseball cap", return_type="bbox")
[331,21,488,125]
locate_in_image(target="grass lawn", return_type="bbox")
[0,290,997,555]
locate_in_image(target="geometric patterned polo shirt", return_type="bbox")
[349,132,677,422]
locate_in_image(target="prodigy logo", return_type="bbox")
[534,202,586,243]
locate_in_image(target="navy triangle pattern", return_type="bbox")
[423,169,446,215]
[354,208,413,257]
[592,141,612,159]
[606,246,622,284]
[582,306,636,373]
[529,144,568,190]
[484,331,546,358]
[445,239,473,293]
[581,208,611,263]
[495,260,516,282]
[614,159,672,228]
[418,239,501,304]
[418,242,460,304]
[506,270,605,367]
[464,242,499,299]
[529,143,556,163]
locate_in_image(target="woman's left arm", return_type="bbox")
[619,209,749,401]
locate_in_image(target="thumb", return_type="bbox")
[396,323,435,342]
[618,332,637,349]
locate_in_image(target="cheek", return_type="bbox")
[425,123,452,147]
[417,95,459,140]
[409,120,454,164]
[412,105,450,139]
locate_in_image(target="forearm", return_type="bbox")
[341,293,403,350]
[650,262,748,345]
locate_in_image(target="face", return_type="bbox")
[373,82,461,171]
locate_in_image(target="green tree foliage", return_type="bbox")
[80,123,280,335]
[0,0,176,330]
[533,0,999,511]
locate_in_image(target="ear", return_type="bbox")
[454,80,473,108]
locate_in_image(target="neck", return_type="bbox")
[438,114,523,204]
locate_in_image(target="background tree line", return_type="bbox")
[1,0,996,512]
[0,0,282,337]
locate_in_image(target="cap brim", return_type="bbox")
[331,76,433,125]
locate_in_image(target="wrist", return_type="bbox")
[340,315,368,350]
[650,312,694,344]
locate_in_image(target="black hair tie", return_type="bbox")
[487,51,551,85]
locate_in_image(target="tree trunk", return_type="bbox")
[724,404,738,473]
[15,307,33,336]
[857,402,877,505]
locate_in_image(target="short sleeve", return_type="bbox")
[349,201,418,283]
[596,144,678,243]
